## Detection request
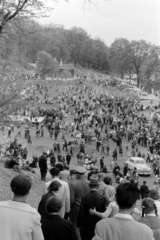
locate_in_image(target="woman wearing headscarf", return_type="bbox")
[138,198,160,240]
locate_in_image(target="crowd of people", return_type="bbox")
[1,74,160,240]
[0,168,160,240]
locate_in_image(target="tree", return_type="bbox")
[109,38,130,79]
[0,0,95,35]
[128,40,150,87]
[36,51,59,79]
[0,0,53,34]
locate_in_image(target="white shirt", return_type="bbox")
[44,177,70,218]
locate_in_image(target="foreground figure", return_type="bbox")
[92,182,154,240]
[0,174,44,240]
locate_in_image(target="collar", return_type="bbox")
[146,213,156,217]
[114,213,134,221]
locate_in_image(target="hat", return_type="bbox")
[76,166,86,174]
[89,176,99,186]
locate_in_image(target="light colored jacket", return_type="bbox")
[92,213,154,240]
[138,214,160,240]
[0,200,44,240]
[44,177,70,217]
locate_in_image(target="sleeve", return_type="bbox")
[32,213,44,240]
[69,182,75,205]
[92,222,103,240]
[101,203,112,218]
[65,183,70,213]
[77,197,85,228]
[70,223,79,240]
[38,196,44,216]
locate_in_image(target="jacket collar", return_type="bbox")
[0,200,37,214]
[114,213,133,221]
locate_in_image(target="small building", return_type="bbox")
[59,63,75,78]
[27,62,75,79]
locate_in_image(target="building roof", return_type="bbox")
[59,63,75,71]
[28,63,37,68]
[28,63,75,71]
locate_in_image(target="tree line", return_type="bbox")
[0,1,160,87]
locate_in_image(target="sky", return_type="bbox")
[39,0,160,46]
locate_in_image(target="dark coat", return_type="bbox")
[77,190,106,237]
[39,155,47,170]
[41,215,78,240]
[38,192,54,219]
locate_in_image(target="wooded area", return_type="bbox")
[0,0,160,87]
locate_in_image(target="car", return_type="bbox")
[125,157,152,176]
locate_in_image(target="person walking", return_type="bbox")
[41,196,78,240]
[43,167,70,219]
[92,183,154,240]
[39,152,48,181]
[77,176,106,240]
[0,175,44,240]
[69,166,90,226]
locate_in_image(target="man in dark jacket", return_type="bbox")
[77,176,106,240]
[39,152,48,180]
[140,181,149,199]
[41,196,78,240]
[69,166,90,226]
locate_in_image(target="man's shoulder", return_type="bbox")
[0,200,38,215]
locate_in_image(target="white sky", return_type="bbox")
[39,0,160,46]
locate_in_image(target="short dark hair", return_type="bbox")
[10,175,32,196]
[116,183,140,210]
[55,163,64,171]
[50,167,60,177]
[46,196,62,213]
[104,177,112,185]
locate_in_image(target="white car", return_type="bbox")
[125,157,152,176]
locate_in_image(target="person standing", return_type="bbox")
[140,181,149,199]
[69,166,90,226]
[92,183,154,240]
[66,152,72,166]
[138,198,160,240]
[39,152,48,180]
[77,176,106,240]
[43,167,70,219]
[0,175,44,240]
[41,196,78,240]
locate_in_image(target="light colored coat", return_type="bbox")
[0,200,44,240]
[92,213,154,240]
[44,177,70,217]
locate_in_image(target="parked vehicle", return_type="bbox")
[125,157,152,176]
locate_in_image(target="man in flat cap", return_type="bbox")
[69,166,90,227]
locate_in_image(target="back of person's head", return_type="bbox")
[116,183,140,210]
[50,167,60,177]
[47,180,62,192]
[142,197,158,217]
[10,175,32,197]
[55,163,64,171]
[46,196,62,214]
[104,176,112,185]
[143,181,146,185]
[148,189,159,200]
